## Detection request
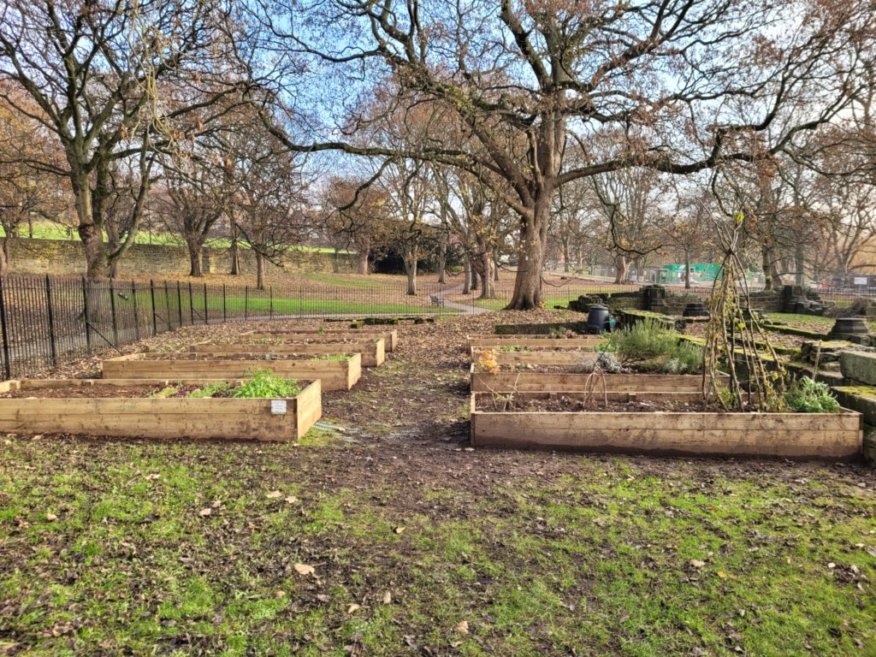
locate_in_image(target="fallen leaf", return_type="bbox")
[347,604,361,614]
[198,508,212,517]
[690,559,706,569]
[394,526,405,534]
[294,563,315,576]
[285,495,298,504]
[266,491,282,499]
[717,571,728,579]
[45,513,57,522]
[382,591,392,604]
[455,621,469,634]
[144,473,160,480]
[275,590,286,598]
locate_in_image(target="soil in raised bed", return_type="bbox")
[1,381,313,399]
[477,395,727,413]
[129,353,350,362]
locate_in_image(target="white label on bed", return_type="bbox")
[270,400,287,415]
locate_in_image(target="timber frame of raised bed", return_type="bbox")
[470,368,720,393]
[245,329,398,351]
[469,337,603,350]
[472,349,597,367]
[470,391,863,459]
[187,337,385,367]
[0,379,322,441]
[102,353,362,391]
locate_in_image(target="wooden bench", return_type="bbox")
[430,294,445,307]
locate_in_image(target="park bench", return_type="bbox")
[430,294,445,307]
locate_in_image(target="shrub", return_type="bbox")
[599,319,702,373]
[784,377,840,413]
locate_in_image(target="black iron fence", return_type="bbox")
[2,273,872,380]
[0,274,481,379]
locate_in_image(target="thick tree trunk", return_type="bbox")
[494,260,500,281]
[79,223,109,280]
[613,254,628,285]
[762,246,776,290]
[403,253,417,296]
[106,225,120,279]
[562,238,571,273]
[255,252,266,290]
[507,198,549,309]
[475,237,496,299]
[462,257,471,295]
[357,248,369,275]
[187,236,205,277]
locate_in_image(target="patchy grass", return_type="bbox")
[1,436,873,657]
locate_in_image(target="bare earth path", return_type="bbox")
[0,312,874,656]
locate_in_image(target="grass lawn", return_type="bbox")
[1,222,351,254]
[1,437,873,657]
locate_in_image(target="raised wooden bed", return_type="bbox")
[470,369,715,393]
[246,329,398,351]
[469,337,603,350]
[470,392,862,459]
[102,353,362,391]
[189,337,385,367]
[0,379,322,441]
[473,349,597,367]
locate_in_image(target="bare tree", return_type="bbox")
[0,0,242,277]
[248,0,867,308]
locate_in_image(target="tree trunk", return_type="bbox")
[255,251,266,290]
[106,224,120,279]
[357,248,369,275]
[507,199,549,309]
[0,237,9,276]
[437,236,447,284]
[403,251,417,296]
[562,237,571,273]
[684,249,691,289]
[462,257,471,295]
[229,222,240,276]
[187,236,205,277]
[79,223,109,280]
[494,260,500,281]
[613,253,628,285]
[794,241,805,287]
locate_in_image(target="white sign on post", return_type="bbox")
[270,399,287,415]
[853,277,868,286]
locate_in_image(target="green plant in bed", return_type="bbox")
[187,381,232,398]
[784,376,840,413]
[233,370,301,398]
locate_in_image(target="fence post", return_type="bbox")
[176,281,183,327]
[244,286,248,321]
[164,281,171,330]
[149,279,157,335]
[203,283,208,325]
[0,277,12,379]
[270,286,273,320]
[131,280,140,341]
[44,275,57,366]
[222,284,227,323]
[81,276,92,353]
[109,278,118,346]
[188,281,194,324]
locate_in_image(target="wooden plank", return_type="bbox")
[189,338,385,367]
[101,353,362,391]
[480,351,597,366]
[247,329,398,351]
[470,402,862,459]
[0,381,322,441]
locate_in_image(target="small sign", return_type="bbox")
[853,277,868,286]
[270,399,287,415]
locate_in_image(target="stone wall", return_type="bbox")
[6,238,357,278]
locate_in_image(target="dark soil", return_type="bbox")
[134,352,350,361]
[476,395,724,413]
